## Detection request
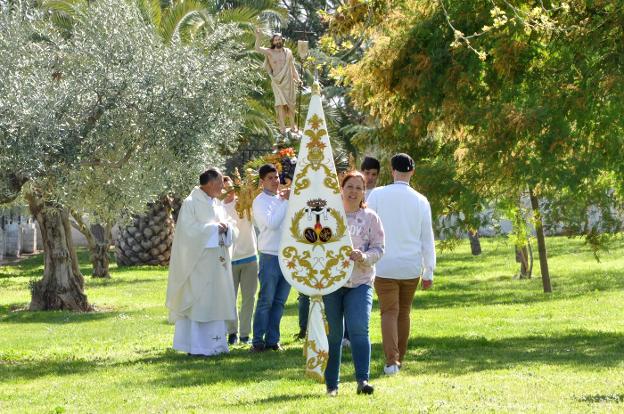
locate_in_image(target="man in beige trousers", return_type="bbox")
[223,176,259,345]
[367,153,436,375]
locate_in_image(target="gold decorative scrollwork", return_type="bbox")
[281,245,351,290]
[323,173,340,195]
[304,338,329,384]
[291,114,341,196]
[282,247,317,286]
[289,209,309,244]
[294,163,340,195]
[304,128,328,171]
[319,246,352,288]
[294,164,312,195]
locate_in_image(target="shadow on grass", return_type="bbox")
[0,358,102,383]
[407,266,624,310]
[229,393,321,406]
[2,330,621,385]
[0,305,120,324]
[577,393,624,404]
[0,251,91,279]
[0,345,308,385]
[398,330,624,377]
[140,347,310,387]
[0,304,26,314]
[0,254,44,279]
[86,276,164,288]
[0,250,164,278]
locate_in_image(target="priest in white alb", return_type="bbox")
[166,167,238,356]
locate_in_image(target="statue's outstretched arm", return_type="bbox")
[254,27,270,55]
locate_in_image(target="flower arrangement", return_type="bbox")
[229,148,298,220]
[244,147,298,185]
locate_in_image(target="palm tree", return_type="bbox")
[136,0,286,44]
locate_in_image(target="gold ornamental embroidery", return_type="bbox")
[281,245,351,290]
[292,113,340,196]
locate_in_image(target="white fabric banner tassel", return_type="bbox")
[303,295,329,382]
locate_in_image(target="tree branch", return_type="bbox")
[69,208,96,251]
[79,143,138,169]
[0,172,29,205]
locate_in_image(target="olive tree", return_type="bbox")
[0,0,256,309]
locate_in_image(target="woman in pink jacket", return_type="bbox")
[324,171,385,396]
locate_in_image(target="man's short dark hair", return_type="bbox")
[199,167,222,185]
[391,153,415,173]
[258,164,278,180]
[360,156,380,172]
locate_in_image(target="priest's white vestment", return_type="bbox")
[166,187,237,356]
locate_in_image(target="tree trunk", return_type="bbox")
[468,230,482,255]
[515,244,532,279]
[26,192,91,311]
[529,187,552,293]
[89,223,112,278]
[70,211,113,278]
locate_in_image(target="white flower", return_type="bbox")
[490,6,504,17]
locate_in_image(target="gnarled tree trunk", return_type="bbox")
[468,230,482,255]
[26,192,91,311]
[90,223,112,278]
[71,212,113,278]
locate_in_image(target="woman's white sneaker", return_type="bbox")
[383,364,400,375]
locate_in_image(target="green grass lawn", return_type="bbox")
[1,236,623,413]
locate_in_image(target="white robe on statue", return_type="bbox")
[166,187,238,356]
[264,47,298,110]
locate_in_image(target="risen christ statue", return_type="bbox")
[255,28,301,135]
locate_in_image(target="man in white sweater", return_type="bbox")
[250,164,291,352]
[367,153,436,375]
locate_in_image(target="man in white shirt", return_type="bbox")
[223,176,259,346]
[367,153,436,375]
[250,164,291,352]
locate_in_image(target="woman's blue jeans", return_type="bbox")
[323,284,373,390]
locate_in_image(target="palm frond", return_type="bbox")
[136,0,162,28]
[257,8,287,25]
[49,11,74,32]
[42,0,87,17]
[159,0,207,44]
[215,7,259,25]
[41,0,88,29]
[243,97,278,138]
